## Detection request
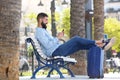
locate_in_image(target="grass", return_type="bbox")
[20,68,68,76]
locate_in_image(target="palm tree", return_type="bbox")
[0,0,21,80]
[93,0,107,73]
[70,0,87,75]
[93,0,104,40]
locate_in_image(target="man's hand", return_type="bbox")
[57,30,64,39]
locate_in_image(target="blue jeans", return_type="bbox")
[52,36,96,57]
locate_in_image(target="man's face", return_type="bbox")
[42,17,48,24]
[40,17,48,29]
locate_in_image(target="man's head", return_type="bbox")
[37,13,48,29]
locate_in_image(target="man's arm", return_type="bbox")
[36,30,59,49]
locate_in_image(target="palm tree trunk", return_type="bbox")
[0,0,21,80]
[94,0,104,40]
[70,0,87,75]
[94,0,107,73]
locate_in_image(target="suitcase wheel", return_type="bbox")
[89,76,95,79]
[89,76,104,79]
[97,75,104,79]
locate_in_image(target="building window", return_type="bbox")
[107,8,115,13]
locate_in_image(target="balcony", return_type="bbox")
[106,8,116,13]
[106,8,120,13]
[108,0,120,3]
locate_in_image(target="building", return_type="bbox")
[105,0,120,20]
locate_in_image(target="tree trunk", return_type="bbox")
[0,0,21,80]
[70,0,87,75]
[93,0,107,73]
[94,0,104,40]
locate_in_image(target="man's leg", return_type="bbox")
[52,36,116,57]
[52,36,97,57]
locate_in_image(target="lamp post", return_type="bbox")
[38,0,44,6]
[50,0,68,37]
[85,0,93,40]
[62,0,68,5]
[51,0,56,37]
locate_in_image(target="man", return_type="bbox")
[35,13,116,57]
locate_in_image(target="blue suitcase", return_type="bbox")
[87,46,104,78]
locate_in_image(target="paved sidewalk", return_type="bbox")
[20,73,120,80]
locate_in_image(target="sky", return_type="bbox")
[21,0,51,14]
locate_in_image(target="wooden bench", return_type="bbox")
[26,37,77,79]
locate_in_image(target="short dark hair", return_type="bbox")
[37,13,48,22]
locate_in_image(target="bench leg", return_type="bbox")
[47,68,54,77]
[54,68,64,78]
[31,66,47,79]
[62,66,75,77]
[66,68,75,77]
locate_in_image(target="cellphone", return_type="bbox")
[62,29,64,32]
[62,29,64,36]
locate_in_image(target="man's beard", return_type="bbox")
[41,22,47,29]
